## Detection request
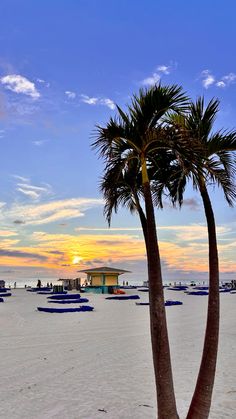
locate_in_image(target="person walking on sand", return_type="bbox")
[37,279,41,288]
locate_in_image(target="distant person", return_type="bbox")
[14,282,16,288]
[37,279,42,288]
[50,282,53,288]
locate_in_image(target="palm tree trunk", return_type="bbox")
[187,183,219,419]
[143,180,178,419]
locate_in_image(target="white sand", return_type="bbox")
[0,289,235,419]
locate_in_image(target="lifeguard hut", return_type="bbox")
[79,266,130,294]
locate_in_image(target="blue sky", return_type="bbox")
[0,0,236,285]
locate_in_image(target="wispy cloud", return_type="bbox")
[99,98,116,110]
[0,230,18,237]
[0,197,103,225]
[216,72,236,88]
[201,70,215,89]
[33,140,46,146]
[0,248,47,260]
[80,94,115,110]
[0,74,40,99]
[142,72,161,86]
[201,69,236,89]
[36,78,50,87]
[156,65,171,74]
[16,181,52,201]
[183,198,201,211]
[76,226,142,232]
[141,63,172,86]
[65,90,76,99]
[12,175,30,183]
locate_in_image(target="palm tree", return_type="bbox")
[92,84,189,419]
[165,98,236,418]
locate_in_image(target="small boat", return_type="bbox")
[105,295,140,300]
[194,286,209,290]
[0,292,11,297]
[47,293,81,300]
[48,298,89,304]
[37,305,94,313]
[136,302,149,305]
[167,286,188,291]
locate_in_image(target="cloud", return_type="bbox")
[157,65,171,74]
[80,94,98,105]
[141,63,173,86]
[16,182,52,201]
[0,74,40,99]
[216,72,236,88]
[0,230,18,237]
[142,72,161,86]
[0,248,47,260]
[0,197,103,225]
[201,70,236,89]
[12,175,30,183]
[17,188,40,200]
[157,224,230,243]
[76,226,142,232]
[99,98,116,110]
[216,81,226,88]
[201,70,215,88]
[223,72,236,83]
[65,91,76,99]
[80,94,115,110]
[182,198,201,211]
[33,140,46,146]
[36,78,50,87]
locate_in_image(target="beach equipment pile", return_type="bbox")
[167,285,188,291]
[105,295,140,300]
[187,290,209,296]
[37,306,94,313]
[36,292,94,313]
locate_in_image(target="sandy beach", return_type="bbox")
[0,289,235,419]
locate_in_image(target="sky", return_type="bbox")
[0,0,236,285]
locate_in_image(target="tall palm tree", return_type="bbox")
[165,98,236,418]
[92,84,189,419]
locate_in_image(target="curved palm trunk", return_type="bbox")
[187,183,219,419]
[143,180,178,419]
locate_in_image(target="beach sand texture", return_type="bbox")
[0,289,235,419]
